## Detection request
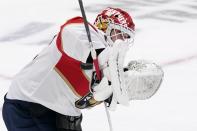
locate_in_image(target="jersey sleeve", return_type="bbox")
[61,23,107,63]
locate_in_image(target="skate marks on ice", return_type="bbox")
[80,0,197,23]
[1,0,197,43]
[0,22,54,44]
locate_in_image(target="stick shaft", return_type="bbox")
[104,103,113,131]
[78,0,92,43]
[78,0,101,80]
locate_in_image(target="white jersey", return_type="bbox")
[6,17,107,116]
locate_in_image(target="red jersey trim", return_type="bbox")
[55,16,95,97]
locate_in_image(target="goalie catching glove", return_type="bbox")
[124,60,164,100]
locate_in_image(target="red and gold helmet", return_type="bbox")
[94,7,135,44]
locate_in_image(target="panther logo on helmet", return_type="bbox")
[94,7,135,44]
[94,7,135,33]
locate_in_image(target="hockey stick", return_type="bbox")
[78,0,101,80]
[77,1,113,131]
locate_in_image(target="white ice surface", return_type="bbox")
[0,0,197,131]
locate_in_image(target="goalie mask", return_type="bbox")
[94,7,135,45]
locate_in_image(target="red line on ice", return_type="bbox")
[0,74,12,80]
[161,54,197,67]
[0,54,197,80]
